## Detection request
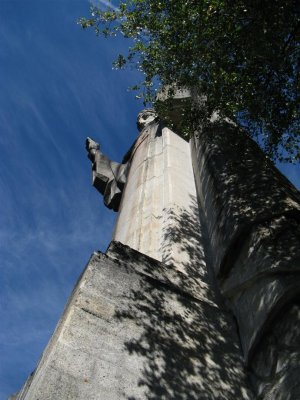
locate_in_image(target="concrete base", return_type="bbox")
[15,242,253,400]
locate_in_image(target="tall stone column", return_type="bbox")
[113,111,208,277]
[13,109,253,399]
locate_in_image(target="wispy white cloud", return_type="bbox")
[89,0,119,11]
[0,3,139,396]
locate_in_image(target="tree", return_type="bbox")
[79,0,300,162]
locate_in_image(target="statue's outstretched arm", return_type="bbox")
[86,137,128,212]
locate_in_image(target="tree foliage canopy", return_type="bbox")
[79,0,300,162]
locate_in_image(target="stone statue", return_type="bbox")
[86,109,160,212]
[86,137,128,211]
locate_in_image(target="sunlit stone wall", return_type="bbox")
[113,125,204,274]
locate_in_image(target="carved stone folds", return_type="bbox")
[191,121,300,399]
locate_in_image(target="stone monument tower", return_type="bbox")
[12,91,300,399]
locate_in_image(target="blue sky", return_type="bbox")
[0,1,299,398]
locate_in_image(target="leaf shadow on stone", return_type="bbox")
[193,122,300,279]
[160,194,220,304]
[114,276,252,400]
[111,194,253,400]
[192,121,300,399]
[249,299,300,399]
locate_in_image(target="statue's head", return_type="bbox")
[137,109,158,131]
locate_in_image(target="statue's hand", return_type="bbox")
[86,137,100,161]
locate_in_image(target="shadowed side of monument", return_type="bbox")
[191,119,300,400]
[15,244,252,400]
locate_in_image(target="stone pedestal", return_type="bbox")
[16,242,252,400]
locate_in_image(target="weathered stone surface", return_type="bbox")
[250,302,300,399]
[190,124,300,278]
[230,274,300,361]
[107,241,218,307]
[114,122,208,283]
[190,119,300,399]
[156,86,193,132]
[220,216,300,295]
[16,243,253,400]
[217,215,300,360]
